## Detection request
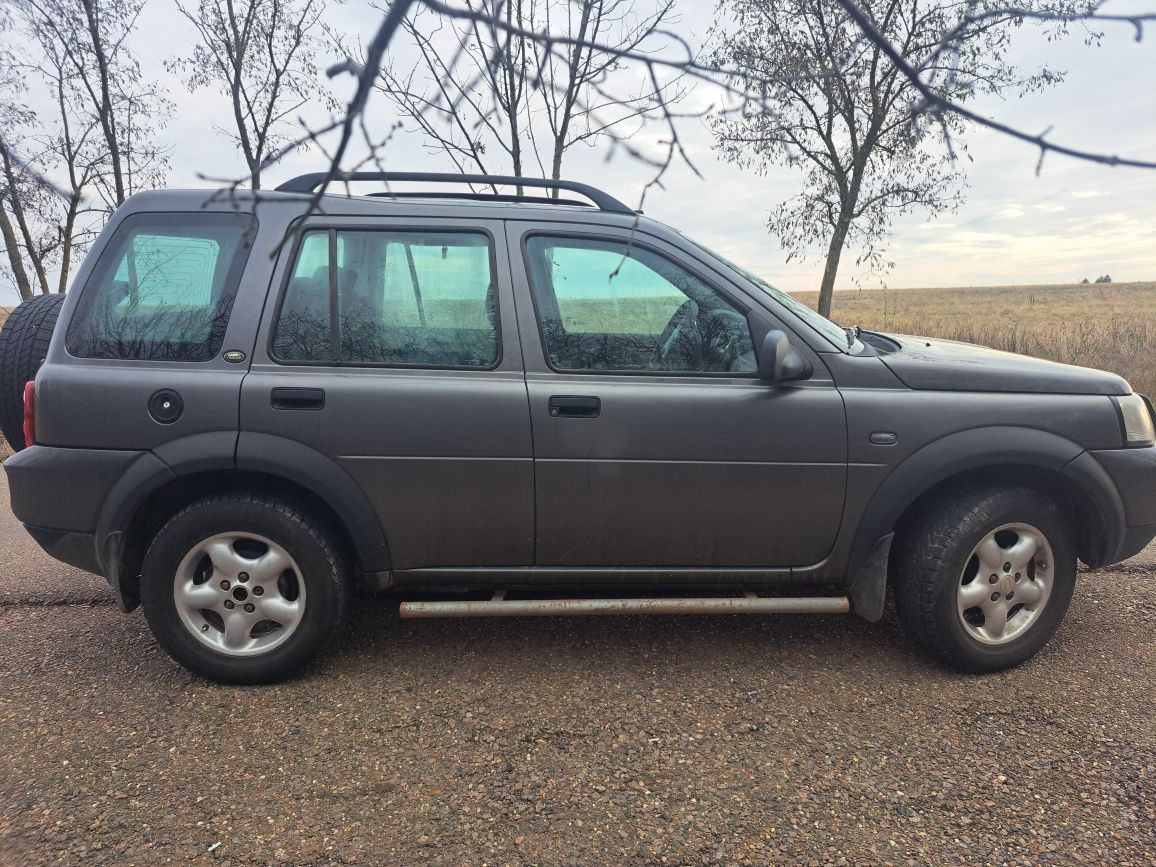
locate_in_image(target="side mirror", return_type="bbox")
[758,329,812,382]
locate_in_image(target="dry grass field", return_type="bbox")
[3,281,1155,395]
[793,281,1156,396]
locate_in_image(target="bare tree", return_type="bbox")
[333,0,682,195]
[169,0,332,190]
[708,0,1085,317]
[0,33,40,301]
[1,22,101,299]
[1,0,154,300]
[13,0,169,212]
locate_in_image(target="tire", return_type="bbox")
[893,485,1077,673]
[140,494,349,684]
[0,293,65,452]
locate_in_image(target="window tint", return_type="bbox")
[272,230,499,368]
[66,213,252,361]
[524,236,756,373]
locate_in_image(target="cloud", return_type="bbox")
[3,0,1153,306]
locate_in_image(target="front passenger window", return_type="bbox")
[524,236,755,374]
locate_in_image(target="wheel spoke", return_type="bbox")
[175,581,218,610]
[958,580,991,609]
[975,535,1005,575]
[1005,531,1040,571]
[1016,580,1044,606]
[205,539,243,575]
[222,611,255,650]
[983,602,1009,639]
[249,547,292,585]
[257,596,303,629]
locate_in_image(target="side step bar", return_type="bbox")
[399,592,850,619]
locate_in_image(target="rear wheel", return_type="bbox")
[0,294,65,451]
[140,494,348,684]
[893,486,1077,673]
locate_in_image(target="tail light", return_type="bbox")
[22,381,35,448]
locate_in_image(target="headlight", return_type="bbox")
[1114,394,1155,447]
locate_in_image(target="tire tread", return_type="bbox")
[893,484,1073,672]
[0,294,66,451]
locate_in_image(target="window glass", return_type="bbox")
[66,213,252,361]
[679,234,848,350]
[524,236,756,373]
[270,233,334,362]
[273,230,498,367]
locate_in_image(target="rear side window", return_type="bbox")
[272,229,499,368]
[66,212,253,361]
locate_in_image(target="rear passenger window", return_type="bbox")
[272,229,499,368]
[66,213,253,361]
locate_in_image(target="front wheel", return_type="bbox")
[140,495,348,684]
[893,486,1077,673]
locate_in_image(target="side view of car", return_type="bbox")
[3,172,1155,683]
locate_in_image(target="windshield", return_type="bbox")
[683,238,850,351]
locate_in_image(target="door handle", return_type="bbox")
[271,387,325,410]
[548,395,600,418]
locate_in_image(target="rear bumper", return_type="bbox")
[5,444,142,580]
[5,444,141,536]
[24,525,102,575]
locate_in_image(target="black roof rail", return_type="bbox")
[364,191,594,208]
[274,171,634,214]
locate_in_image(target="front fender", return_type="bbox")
[845,426,1125,612]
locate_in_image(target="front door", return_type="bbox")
[241,216,533,569]
[508,225,847,568]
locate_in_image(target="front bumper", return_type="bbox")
[1088,446,1156,564]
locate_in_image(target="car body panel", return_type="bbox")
[4,188,1155,619]
[880,334,1131,395]
[503,220,848,568]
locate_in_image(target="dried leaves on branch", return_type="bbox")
[324,0,688,197]
[169,0,334,190]
[1,0,167,299]
[708,0,1120,316]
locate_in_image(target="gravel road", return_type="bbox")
[1,472,1153,866]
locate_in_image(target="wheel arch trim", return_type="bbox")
[96,431,392,579]
[847,426,1126,603]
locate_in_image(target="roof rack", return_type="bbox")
[274,171,634,214]
[365,191,594,208]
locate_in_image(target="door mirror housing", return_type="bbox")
[758,330,812,382]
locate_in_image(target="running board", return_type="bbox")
[398,591,850,619]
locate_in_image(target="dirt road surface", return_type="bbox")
[1,472,1153,866]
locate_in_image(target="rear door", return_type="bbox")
[508,222,848,568]
[241,215,533,569]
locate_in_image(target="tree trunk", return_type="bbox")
[0,204,33,301]
[82,0,126,204]
[57,193,82,294]
[817,215,851,318]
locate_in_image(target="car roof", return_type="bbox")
[120,187,674,235]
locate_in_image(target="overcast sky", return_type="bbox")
[6,0,1155,305]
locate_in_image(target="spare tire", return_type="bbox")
[0,293,66,452]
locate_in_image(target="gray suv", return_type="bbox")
[4,172,1155,684]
